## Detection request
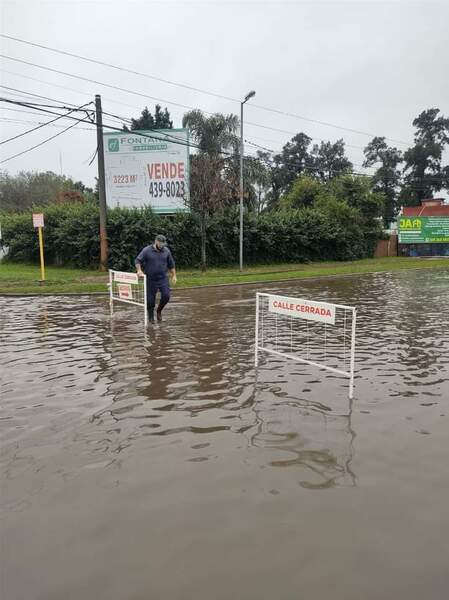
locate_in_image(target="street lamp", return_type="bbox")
[240,90,256,272]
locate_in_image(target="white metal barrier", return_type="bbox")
[255,292,357,399]
[108,270,147,326]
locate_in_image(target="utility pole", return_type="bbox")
[239,90,256,272]
[95,94,108,271]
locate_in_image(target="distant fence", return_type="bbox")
[374,234,398,257]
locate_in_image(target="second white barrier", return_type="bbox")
[255,292,357,399]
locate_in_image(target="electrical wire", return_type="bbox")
[0,116,94,131]
[0,97,202,154]
[245,139,376,172]
[0,117,92,164]
[0,101,93,145]
[0,55,201,113]
[0,74,372,153]
[0,83,82,108]
[0,33,411,145]
[0,69,169,114]
[2,97,444,189]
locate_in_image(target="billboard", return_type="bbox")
[398,216,449,243]
[103,129,189,213]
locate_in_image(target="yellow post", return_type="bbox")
[38,226,45,281]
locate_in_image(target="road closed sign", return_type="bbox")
[103,129,190,213]
[32,213,44,228]
[118,284,132,300]
[268,294,336,325]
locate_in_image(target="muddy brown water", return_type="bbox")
[1,269,449,600]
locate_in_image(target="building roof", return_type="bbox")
[402,198,449,216]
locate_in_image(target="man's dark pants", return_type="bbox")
[147,277,170,318]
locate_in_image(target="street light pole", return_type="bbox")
[95,94,108,271]
[239,90,256,272]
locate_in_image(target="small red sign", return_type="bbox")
[118,284,132,300]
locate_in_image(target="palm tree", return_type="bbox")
[182,110,239,155]
[182,110,239,270]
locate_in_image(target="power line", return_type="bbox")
[0,69,205,148]
[0,102,93,145]
[244,119,367,151]
[0,116,94,131]
[0,83,81,108]
[0,95,156,138]
[0,97,203,154]
[0,73,205,145]
[0,97,94,122]
[245,139,376,172]
[0,97,197,150]
[0,117,93,164]
[0,69,166,114]
[0,54,201,113]
[0,105,72,117]
[0,71,372,155]
[0,34,239,102]
[3,96,441,189]
[249,104,410,146]
[0,33,411,145]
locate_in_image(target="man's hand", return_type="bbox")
[137,269,144,278]
[171,273,177,285]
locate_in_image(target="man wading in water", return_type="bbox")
[135,235,177,324]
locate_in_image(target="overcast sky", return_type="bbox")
[1,0,448,191]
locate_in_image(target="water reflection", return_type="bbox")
[247,378,357,489]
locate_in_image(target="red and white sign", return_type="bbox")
[32,213,44,228]
[268,294,336,325]
[114,271,138,285]
[118,284,132,300]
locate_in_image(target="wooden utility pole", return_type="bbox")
[95,94,108,270]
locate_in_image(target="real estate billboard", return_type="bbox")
[103,129,189,213]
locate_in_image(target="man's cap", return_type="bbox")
[155,234,167,244]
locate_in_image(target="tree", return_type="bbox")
[182,110,238,154]
[182,110,239,270]
[363,136,403,225]
[123,104,173,131]
[0,171,94,213]
[400,108,449,206]
[278,173,384,223]
[189,154,232,270]
[310,139,353,182]
[271,133,312,201]
[252,152,272,214]
[280,175,325,210]
[328,175,385,222]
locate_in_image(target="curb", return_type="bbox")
[1,264,448,297]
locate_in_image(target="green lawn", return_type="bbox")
[0,257,448,295]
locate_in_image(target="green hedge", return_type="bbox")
[0,202,381,269]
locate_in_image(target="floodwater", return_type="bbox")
[1,269,449,600]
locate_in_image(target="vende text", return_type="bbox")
[147,162,185,179]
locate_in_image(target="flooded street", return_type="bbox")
[1,269,449,600]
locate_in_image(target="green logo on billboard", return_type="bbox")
[108,138,119,152]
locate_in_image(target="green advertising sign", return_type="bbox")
[398,216,449,243]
